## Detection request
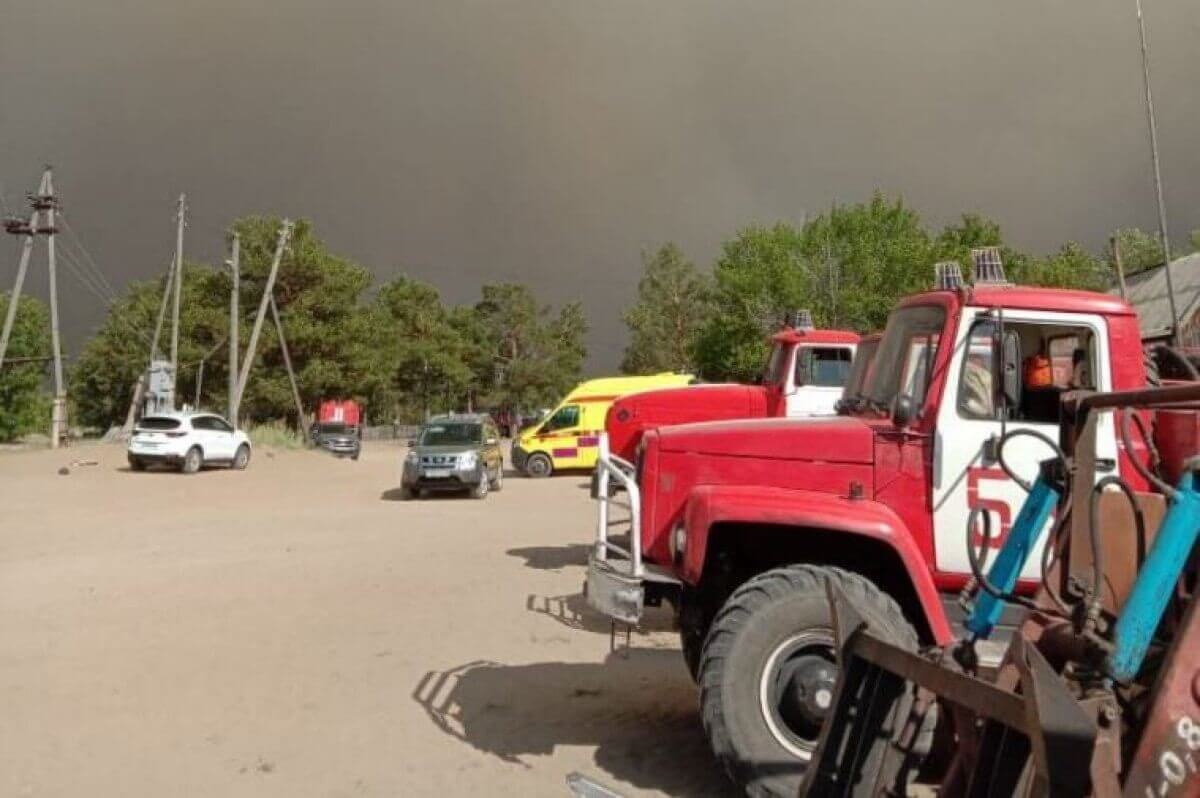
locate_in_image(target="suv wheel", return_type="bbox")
[470,475,489,500]
[232,444,251,471]
[180,446,203,475]
[127,454,146,471]
[524,452,552,478]
[489,466,503,492]
[699,565,919,797]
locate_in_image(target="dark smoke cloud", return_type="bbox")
[2,0,1198,370]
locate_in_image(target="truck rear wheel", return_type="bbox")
[698,564,917,797]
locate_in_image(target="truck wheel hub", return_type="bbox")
[760,630,837,758]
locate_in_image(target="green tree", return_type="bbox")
[372,276,472,420]
[1111,228,1165,276]
[231,217,386,425]
[0,293,52,441]
[690,223,810,382]
[693,195,934,381]
[469,283,588,411]
[1023,241,1109,291]
[620,243,710,374]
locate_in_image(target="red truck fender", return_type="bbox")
[680,484,953,644]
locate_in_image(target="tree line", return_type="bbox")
[1,216,587,437]
[622,194,1200,382]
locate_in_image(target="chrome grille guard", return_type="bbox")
[592,433,644,579]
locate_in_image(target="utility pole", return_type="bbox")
[1134,0,1179,346]
[43,170,66,447]
[0,169,49,369]
[269,294,305,429]
[121,251,178,433]
[227,233,240,424]
[1111,235,1129,300]
[234,219,291,414]
[169,193,186,406]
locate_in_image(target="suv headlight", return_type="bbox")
[458,451,478,470]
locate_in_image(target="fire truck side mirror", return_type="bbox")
[890,393,915,428]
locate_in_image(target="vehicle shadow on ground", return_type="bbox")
[525,592,676,635]
[412,651,737,797]
[379,488,480,502]
[507,543,591,571]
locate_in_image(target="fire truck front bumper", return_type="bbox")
[585,553,646,625]
[585,552,682,627]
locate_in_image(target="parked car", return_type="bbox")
[400,413,503,499]
[127,411,251,474]
[310,399,363,459]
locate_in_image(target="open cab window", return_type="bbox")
[956,319,1096,424]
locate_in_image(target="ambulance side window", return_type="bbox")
[542,405,580,432]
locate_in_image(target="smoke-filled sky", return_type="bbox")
[3,0,1198,370]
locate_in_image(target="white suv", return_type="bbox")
[127,411,252,474]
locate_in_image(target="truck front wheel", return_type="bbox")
[698,565,917,797]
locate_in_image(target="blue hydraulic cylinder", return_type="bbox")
[965,468,1061,639]
[1108,471,1200,683]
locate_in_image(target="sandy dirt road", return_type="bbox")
[0,440,734,797]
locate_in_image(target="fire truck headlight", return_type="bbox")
[670,521,688,562]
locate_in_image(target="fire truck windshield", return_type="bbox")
[863,305,946,413]
[762,342,789,385]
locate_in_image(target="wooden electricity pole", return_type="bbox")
[43,171,66,446]
[1111,235,1129,300]
[1134,0,1179,346]
[169,193,186,407]
[0,168,67,445]
[234,219,291,416]
[121,232,180,434]
[0,169,49,369]
[269,294,305,429]
[228,233,240,425]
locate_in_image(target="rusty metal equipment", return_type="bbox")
[802,382,1200,798]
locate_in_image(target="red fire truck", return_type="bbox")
[605,314,862,463]
[585,257,1178,796]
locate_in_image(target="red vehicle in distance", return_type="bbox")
[604,313,861,463]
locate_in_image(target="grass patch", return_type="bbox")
[245,420,306,450]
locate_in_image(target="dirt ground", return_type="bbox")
[0,440,735,797]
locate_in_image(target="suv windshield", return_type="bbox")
[420,422,482,446]
[863,305,947,412]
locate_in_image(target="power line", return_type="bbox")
[57,213,119,300]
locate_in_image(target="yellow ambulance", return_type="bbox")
[512,373,694,477]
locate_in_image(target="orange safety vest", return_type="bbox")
[1023,354,1054,388]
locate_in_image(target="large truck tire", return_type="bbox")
[698,564,918,797]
